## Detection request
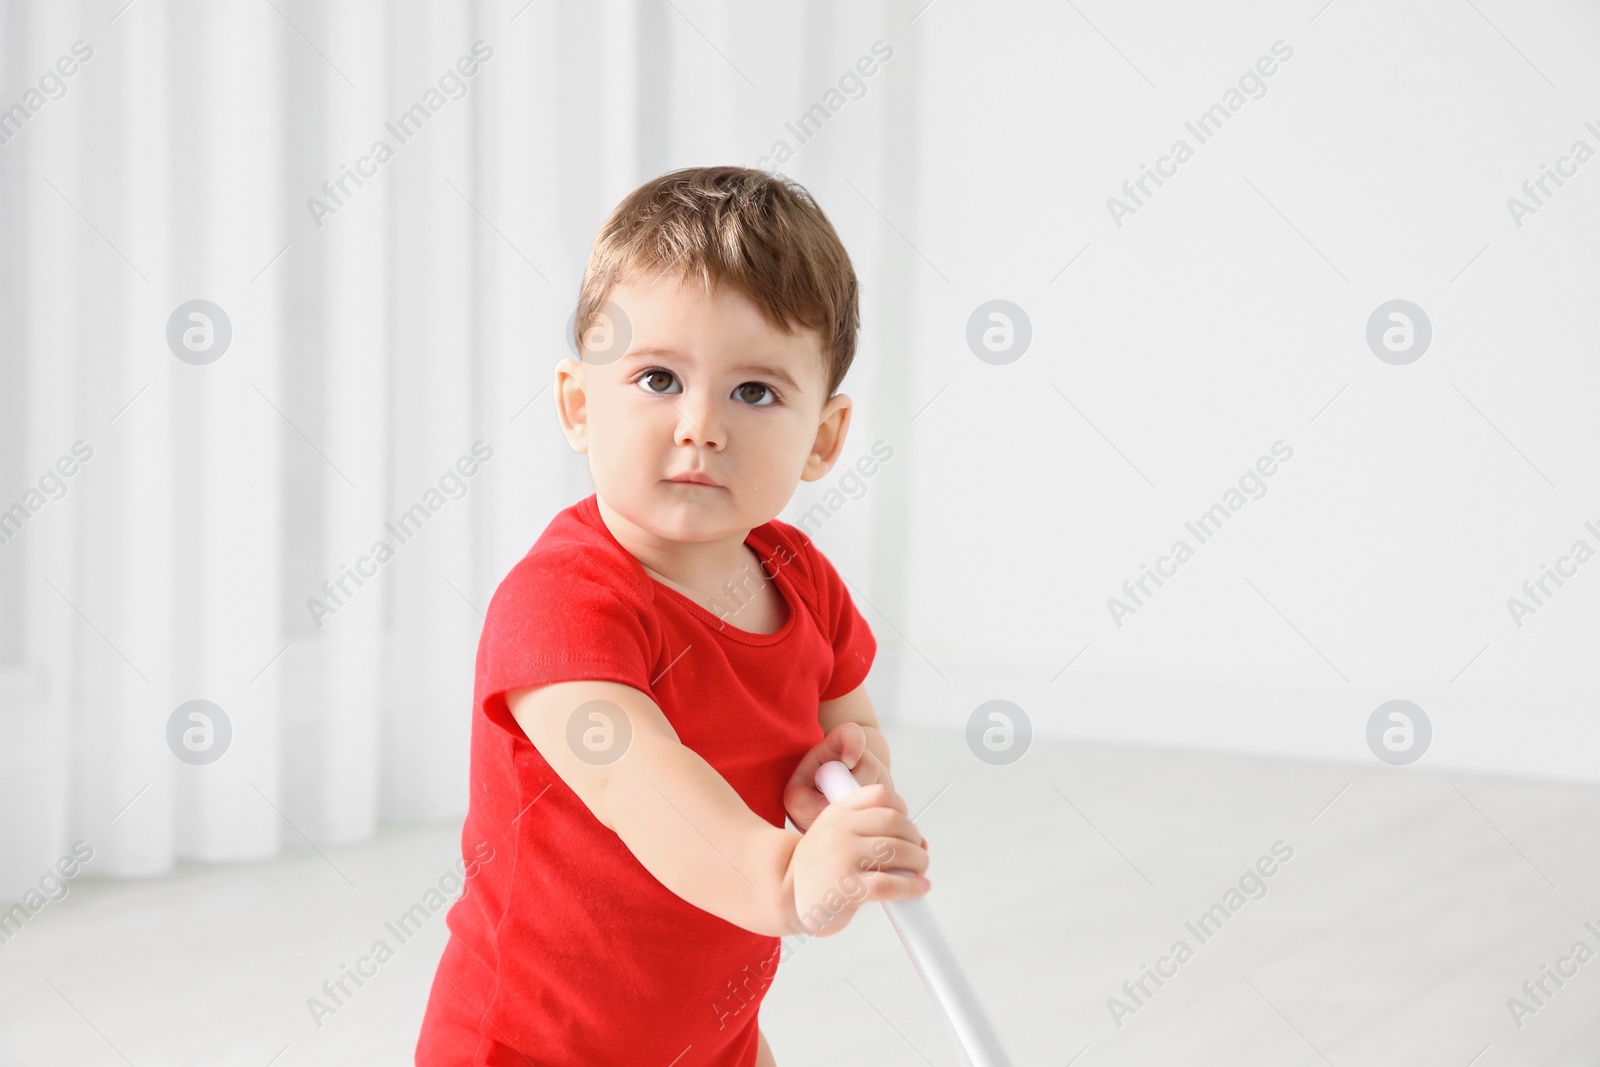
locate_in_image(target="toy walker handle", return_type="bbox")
[814,760,1014,1067]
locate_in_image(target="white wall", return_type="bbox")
[778,1,1600,781]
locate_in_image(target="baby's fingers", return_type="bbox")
[860,868,931,903]
[846,748,892,791]
[787,725,862,791]
[842,781,907,815]
[871,834,930,875]
[846,804,922,846]
[813,724,868,777]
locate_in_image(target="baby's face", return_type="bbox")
[558,271,849,544]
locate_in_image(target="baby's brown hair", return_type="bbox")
[573,166,861,399]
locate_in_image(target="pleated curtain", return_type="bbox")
[0,0,911,896]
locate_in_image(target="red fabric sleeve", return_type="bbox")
[794,536,877,701]
[477,547,657,738]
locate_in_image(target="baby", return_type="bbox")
[415,166,931,1067]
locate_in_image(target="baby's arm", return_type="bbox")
[507,679,930,939]
[508,679,799,936]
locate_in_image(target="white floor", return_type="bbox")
[3,725,1597,1066]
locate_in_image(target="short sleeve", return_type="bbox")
[477,548,657,738]
[795,537,877,701]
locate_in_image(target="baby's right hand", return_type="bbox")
[786,782,930,938]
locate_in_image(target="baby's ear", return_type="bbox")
[799,394,852,482]
[553,358,589,453]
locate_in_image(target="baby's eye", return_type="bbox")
[635,369,680,395]
[734,382,778,406]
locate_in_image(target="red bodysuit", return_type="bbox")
[415,493,876,1066]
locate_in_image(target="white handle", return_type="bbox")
[814,760,1014,1067]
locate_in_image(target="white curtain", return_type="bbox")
[0,0,915,895]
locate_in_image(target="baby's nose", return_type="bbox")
[672,398,724,450]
